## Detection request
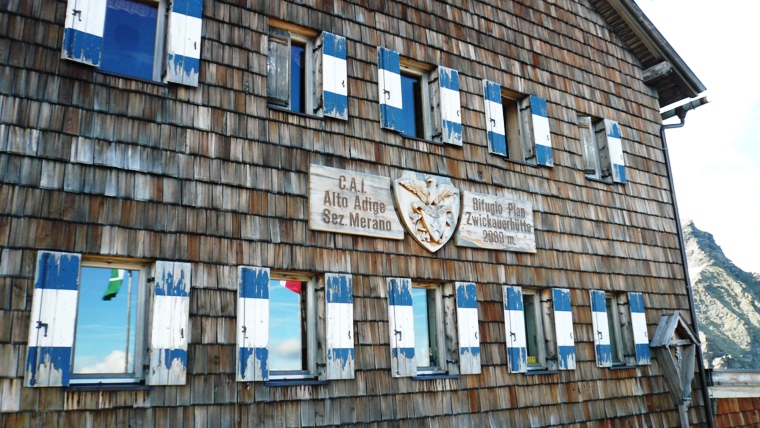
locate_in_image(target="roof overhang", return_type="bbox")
[590,0,706,107]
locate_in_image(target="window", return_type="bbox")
[25,252,191,388]
[268,273,316,378]
[578,116,626,183]
[503,286,576,373]
[61,0,202,86]
[387,279,481,378]
[590,290,651,368]
[267,21,348,120]
[378,48,463,145]
[236,268,355,382]
[605,295,625,365]
[412,284,444,373]
[400,73,426,138]
[522,290,546,369]
[482,80,553,166]
[71,261,148,383]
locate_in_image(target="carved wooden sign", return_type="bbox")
[393,171,460,253]
[309,164,404,239]
[456,190,536,253]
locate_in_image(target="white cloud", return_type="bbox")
[79,350,127,374]
[638,0,760,273]
[272,338,302,360]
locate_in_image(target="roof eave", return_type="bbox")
[605,0,706,106]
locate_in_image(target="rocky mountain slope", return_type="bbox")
[684,220,760,369]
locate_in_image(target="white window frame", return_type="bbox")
[412,282,446,375]
[399,61,435,141]
[267,271,317,380]
[69,259,149,385]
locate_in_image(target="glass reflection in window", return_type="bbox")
[73,267,139,375]
[99,0,158,81]
[269,279,308,371]
[412,287,439,368]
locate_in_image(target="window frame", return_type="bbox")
[398,61,434,140]
[411,282,446,375]
[267,20,321,117]
[69,259,149,385]
[286,33,317,115]
[267,271,317,380]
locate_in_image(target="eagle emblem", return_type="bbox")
[393,171,460,252]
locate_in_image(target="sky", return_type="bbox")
[636,0,760,274]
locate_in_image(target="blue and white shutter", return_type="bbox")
[237,266,270,382]
[522,95,553,166]
[387,277,415,377]
[628,292,651,365]
[25,251,81,387]
[552,288,576,370]
[483,80,507,156]
[377,47,402,131]
[433,66,463,146]
[325,273,354,379]
[503,286,527,373]
[590,290,612,367]
[147,261,191,385]
[165,0,203,87]
[455,282,481,375]
[604,119,626,183]
[316,32,348,120]
[62,0,106,66]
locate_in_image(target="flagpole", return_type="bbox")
[124,271,132,373]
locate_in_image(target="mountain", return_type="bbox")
[684,220,760,369]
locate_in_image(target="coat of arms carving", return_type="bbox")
[393,171,460,253]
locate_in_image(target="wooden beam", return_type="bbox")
[643,61,673,83]
[710,386,760,398]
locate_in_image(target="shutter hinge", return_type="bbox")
[312,42,322,53]
[147,277,155,284]
[442,294,455,299]
[315,287,325,292]
[72,9,82,21]
[36,321,49,337]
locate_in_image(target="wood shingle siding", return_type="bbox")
[0,0,709,426]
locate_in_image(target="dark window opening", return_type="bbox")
[400,73,424,138]
[290,43,307,113]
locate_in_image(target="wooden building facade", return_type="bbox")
[0,0,709,426]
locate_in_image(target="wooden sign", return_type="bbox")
[309,165,404,239]
[455,190,536,253]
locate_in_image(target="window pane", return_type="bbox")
[400,74,424,138]
[606,297,621,363]
[99,0,158,81]
[290,44,306,113]
[413,287,439,368]
[269,280,306,371]
[74,267,138,374]
[523,294,539,365]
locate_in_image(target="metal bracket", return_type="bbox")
[36,321,48,337]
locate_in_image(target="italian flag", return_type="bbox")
[103,269,124,301]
